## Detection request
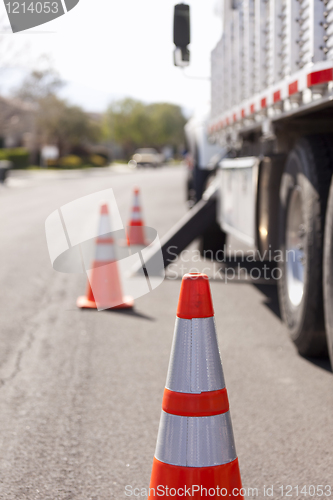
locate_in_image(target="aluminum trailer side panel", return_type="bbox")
[210,0,333,143]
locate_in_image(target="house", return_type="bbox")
[0,95,37,152]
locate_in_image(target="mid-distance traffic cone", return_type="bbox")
[127,188,147,246]
[148,273,244,499]
[77,203,134,310]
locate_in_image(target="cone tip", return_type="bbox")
[177,273,214,319]
[100,202,109,214]
[134,187,140,194]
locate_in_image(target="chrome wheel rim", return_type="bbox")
[286,186,305,307]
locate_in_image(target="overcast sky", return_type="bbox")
[0,0,222,114]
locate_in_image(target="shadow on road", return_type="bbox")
[254,283,281,320]
[220,257,282,320]
[304,356,332,373]
[104,308,155,321]
[166,256,333,372]
[167,257,282,319]
[74,306,155,321]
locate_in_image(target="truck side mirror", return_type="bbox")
[173,3,190,67]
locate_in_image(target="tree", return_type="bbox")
[104,98,151,159]
[104,98,186,159]
[13,68,64,104]
[37,95,101,156]
[12,67,102,156]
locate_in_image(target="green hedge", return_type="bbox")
[47,154,109,169]
[0,148,29,169]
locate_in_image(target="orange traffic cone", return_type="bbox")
[77,203,134,310]
[127,188,147,246]
[148,273,244,499]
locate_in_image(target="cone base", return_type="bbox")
[148,457,244,499]
[76,295,134,310]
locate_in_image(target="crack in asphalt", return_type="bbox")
[0,323,36,388]
[0,275,66,389]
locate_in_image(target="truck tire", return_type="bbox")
[323,177,333,368]
[278,135,333,356]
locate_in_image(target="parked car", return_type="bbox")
[132,148,163,168]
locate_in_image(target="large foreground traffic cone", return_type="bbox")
[148,273,244,499]
[77,203,134,310]
[127,188,147,246]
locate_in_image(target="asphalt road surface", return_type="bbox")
[0,165,332,500]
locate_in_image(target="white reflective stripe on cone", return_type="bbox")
[165,317,225,393]
[131,210,141,221]
[133,194,140,208]
[98,214,112,237]
[155,411,237,467]
[95,243,115,262]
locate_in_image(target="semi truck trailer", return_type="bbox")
[142,2,333,369]
[175,0,333,368]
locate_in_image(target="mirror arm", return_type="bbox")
[174,47,190,67]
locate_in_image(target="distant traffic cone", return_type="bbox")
[127,188,147,246]
[148,273,244,499]
[77,203,134,310]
